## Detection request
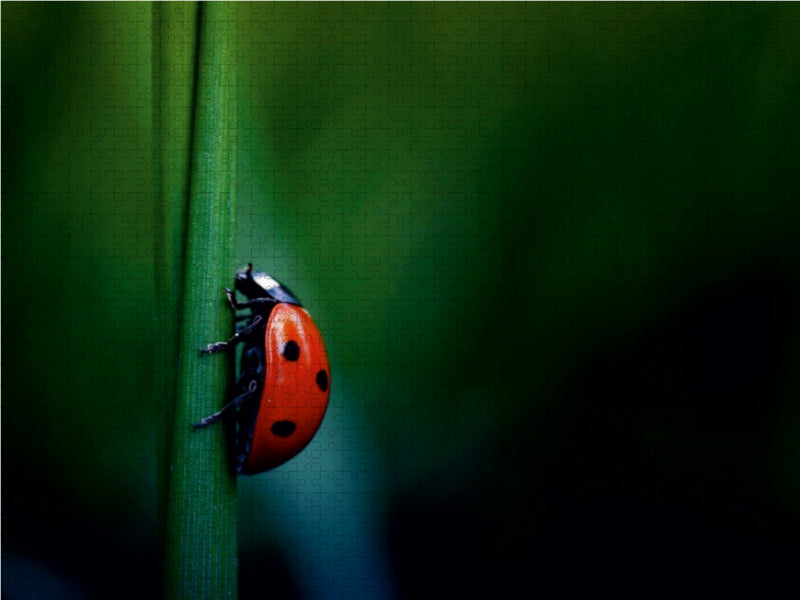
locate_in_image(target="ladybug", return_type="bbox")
[193,264,330,474]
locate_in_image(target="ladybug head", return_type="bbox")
[235,264,301,305]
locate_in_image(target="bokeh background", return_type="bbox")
[4,3,800,598]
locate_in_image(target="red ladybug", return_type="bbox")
[194,264,330,474]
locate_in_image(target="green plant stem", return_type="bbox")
[163,3,238,599]
[153,0,198,561]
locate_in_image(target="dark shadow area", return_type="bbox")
[388,268,799,597]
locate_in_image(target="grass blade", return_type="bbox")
[161,3,238,598]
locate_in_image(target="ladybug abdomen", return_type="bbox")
[243,303,330,473]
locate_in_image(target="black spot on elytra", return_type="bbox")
[316,369,328,392]
[271,420,296,437]
[282,340,300,361]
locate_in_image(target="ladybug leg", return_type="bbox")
[223,288,274,311]
[200,314,264,354]
[224,287,244,310]
[192,379,258,429]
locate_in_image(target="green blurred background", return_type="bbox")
[3,3,800,598]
